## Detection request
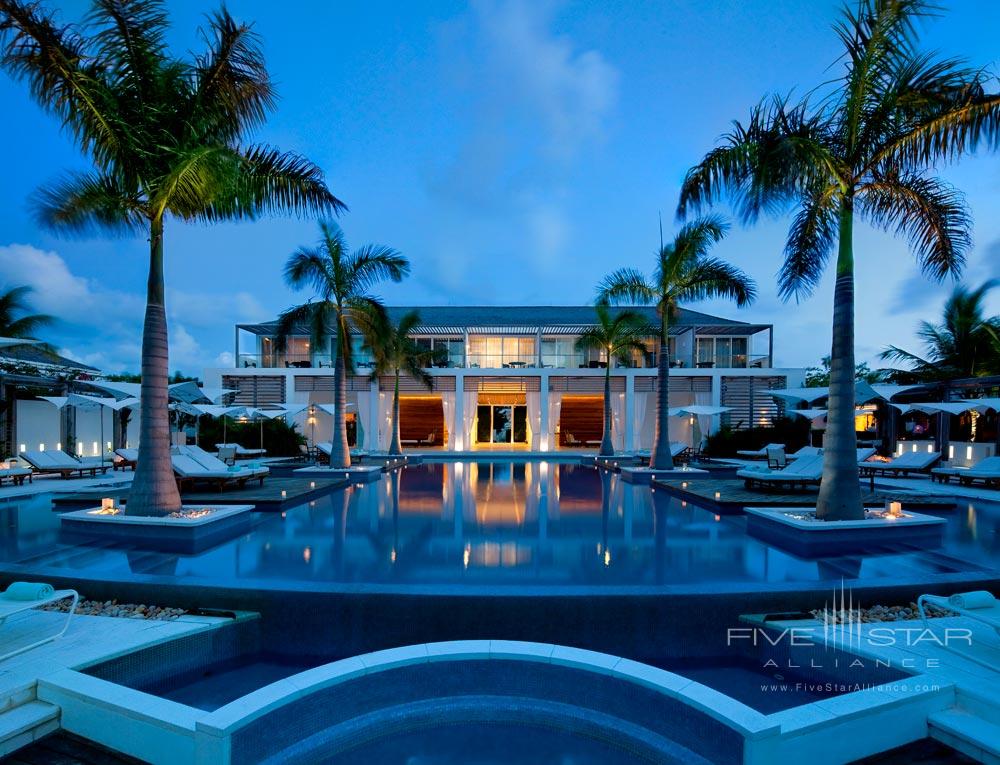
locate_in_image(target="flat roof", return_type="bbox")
[239,305,770,336]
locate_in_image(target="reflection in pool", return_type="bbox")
[1,461,997,587]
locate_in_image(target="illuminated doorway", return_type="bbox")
[476,405,527,444]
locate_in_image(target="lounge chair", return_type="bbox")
[418,432,437,447]
[215,443,267,460]
[20,450,112,479]
[563,433,583,447]
[786,446,822,460]
[113,448,138,471]
[217,445,237,465]
[0,582,78,662]
[766,445,786,469]
[736,443,785,459]
[171,446,268,492]
[737,455,825,490]
[0,459,32,486]
[931,456,1000,487]
[858,450,940,479]
[917,591,1000,669]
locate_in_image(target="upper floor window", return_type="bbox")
[467,336,536,368]
[695,336,749,368]
[413,337,464,368]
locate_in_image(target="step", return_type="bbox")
[0,701,60,758]
[929,709,1000,764]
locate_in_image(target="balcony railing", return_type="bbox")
[236,351,771,370]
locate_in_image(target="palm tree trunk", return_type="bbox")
[816,199,862,521]
[600,360,614,456]
[128,216,182,515]
[390,370,402,454]
[331,327,351,468]
[650,314,673,469]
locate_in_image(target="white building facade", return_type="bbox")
[203,306,807,452]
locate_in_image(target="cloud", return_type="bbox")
[420,0,618,296]
[0,243,254,374]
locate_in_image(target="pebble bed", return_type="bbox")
[39,597,186,621]
[812,601,956,624]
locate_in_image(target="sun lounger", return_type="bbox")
[736,443,785,459]
[931,456,1000,486]
[0,582,78,662]
[215,443,267,459]
[171,446,268,491]
[113,448,138,471]
[786,446,822,460]
[737,455,825,490]
[917,591,1000,669]
[766,445,786,469]
[0,460,32,486]
[858,450,940,479]
[20,450,111,479]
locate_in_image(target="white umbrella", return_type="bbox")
[39,393,120,464]
[243,405,305,452]
[667,405,732,450]
[188,404,249,444]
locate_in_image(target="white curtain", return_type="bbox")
[376,391,392,451]
[632,392,648,450]
[694,390,713,449]
[547,392,562,448]
[461,391,478,450]
[611,392,626,451]
[526,391,541,450]
[441,392,457,449]
[668,392,695,444]
[353,391,371,450]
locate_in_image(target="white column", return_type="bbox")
[454,371,465,451]
[539,371,550,451]
[624,372,635,454]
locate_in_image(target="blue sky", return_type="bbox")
[2,0,1000,374]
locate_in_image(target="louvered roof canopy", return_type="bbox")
[239,305,770,337]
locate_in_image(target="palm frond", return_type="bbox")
[273,301,326,353]
[675,258,757,307]
[776,191,839,300]
[597,268,654,306]
[191,6,274,141]
[283,248,334,298]
[859,170,969,280]
[203,145,345,221]
[0,0,127,166]
[346,244,410,295]
[31,170,146,234]
[87,0,169,104]
[0,284,53,338]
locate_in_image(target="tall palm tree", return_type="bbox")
[677,0,1000,520]
[363,310,435,455]
[0,285,52,340]
[0,1,342,515]
[575,305,650,456]
[277,222,409,467]
[598,216,755,468]
[880,281,1000,380]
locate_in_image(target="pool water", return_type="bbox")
[1,460,997,587]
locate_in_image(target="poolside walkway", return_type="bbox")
[0,473,134,503]
[764,614,1000,764]
[0,609,228,758]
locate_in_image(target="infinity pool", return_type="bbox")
[1,461,997,587]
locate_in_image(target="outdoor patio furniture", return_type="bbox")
[563,433,583,447]
[20,450,112,479]
[113,448,138,471]
[917,591,1000,669]
[0,582,79,662]
[217,445,237,465]
[171,446,268,491]
[766,445,787,469]
[931,456,1000,487]
[0,461,32,486]
[418,432,437,446]
[786,446,822,460]
[858,450,940,479]
[215,443,267,460]
[736,455,825,490]
[736,443,785,459]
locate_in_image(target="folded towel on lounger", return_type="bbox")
[2,582,54,601]
[948,591,997,610]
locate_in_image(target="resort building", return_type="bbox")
[205,306,808,451]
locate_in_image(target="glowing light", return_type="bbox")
[714,491,721,500]
[463,544,471,569]
[681,482,688,489]
[948,445,955,459]
[966,446,973,461]
[281,490,287,498]
[39,443,44,451]
[603,549,611,567]
[390,548,397,563]
[92,441,99,455]
[310,481,316,489]
[56,442,61,452]
[303,547,312,564]
[19,444,25,453]
[714,514,721,522]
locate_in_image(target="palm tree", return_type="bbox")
[0,1,342,516]
[277,222,409,467]
[0,285,52,340]
[677,0,1000,520]
[574,305,650,456]
[880,281,1000,380]
[363,310,435,455]
[598,216,756,468]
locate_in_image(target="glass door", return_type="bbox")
[475,405,528,444]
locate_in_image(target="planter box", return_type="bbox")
[60,505,255,553]
[744,507,945,558]
[619,466,709,485]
